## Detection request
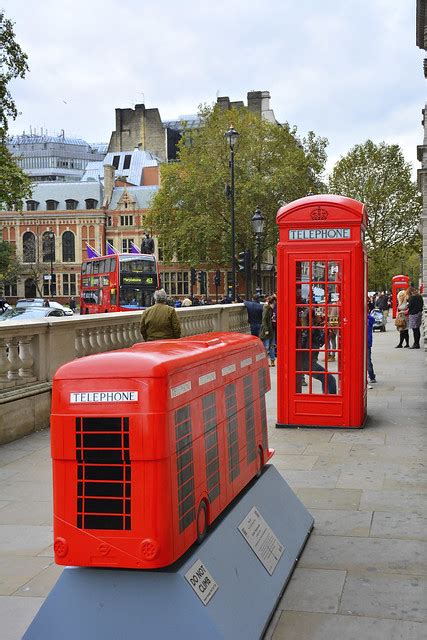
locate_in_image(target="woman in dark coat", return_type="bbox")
[406,287,424,349]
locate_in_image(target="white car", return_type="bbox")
[15,298,74,316]
[0,307,67,322]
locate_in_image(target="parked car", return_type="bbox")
[0,307,66,322]
[15,298,74,316]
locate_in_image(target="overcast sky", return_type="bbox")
[3,0,425,176]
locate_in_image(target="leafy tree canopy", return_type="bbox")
[146,104,328,265]
[328,140,421,289]
[0,11,31,208]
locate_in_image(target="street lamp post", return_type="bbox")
[48,232,55,297]
[224,126,239,301]
[251,206,266,296]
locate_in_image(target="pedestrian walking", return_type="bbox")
[69,297,77,313]
[243,294,264,336]
[375,291,390,324]
[406,286,424,349]
[367,312,376,387]
[140,289,181,342]
[394,290,410,348]
[259,296,276,366]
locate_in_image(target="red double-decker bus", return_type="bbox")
[80,253,160,314]
[51,332,273,569]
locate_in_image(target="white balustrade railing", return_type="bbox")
[0,304,250,392]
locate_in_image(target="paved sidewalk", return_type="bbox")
[0,317,426,639]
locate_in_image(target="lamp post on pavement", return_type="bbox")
[47,231,55,297]
[224,125,239,302]
[251,206,265,296]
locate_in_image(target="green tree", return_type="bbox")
[146,104,328,265]
[329,140,421,290]
[0,11,31,208]
[0,238,20,293]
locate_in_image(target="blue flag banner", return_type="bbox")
[130,241,141,254]
[107,242,119,256]
[85,243,100,259]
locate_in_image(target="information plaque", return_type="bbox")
[238,506,285,575]
[185,559,219,605]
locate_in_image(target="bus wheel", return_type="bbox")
[196,500,208,543]
[256,446,264,478]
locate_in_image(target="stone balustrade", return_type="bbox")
[0,305,250,443]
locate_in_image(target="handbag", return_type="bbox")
[395,313,406,329]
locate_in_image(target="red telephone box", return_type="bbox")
[276,195,367,429]
[391,274,410,318]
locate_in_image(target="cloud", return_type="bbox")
[2,0,424,178]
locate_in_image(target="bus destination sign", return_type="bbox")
[289,228,351,241]
[122,275,155,285]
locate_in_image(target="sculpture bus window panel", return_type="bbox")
[51,332,273,569]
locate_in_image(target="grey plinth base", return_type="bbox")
[24,465,313,640]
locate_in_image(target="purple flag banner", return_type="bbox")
[130,241,141,254]
[85,242,100,259]
[107,242,119,255]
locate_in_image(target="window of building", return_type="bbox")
[62,231,75,262]
[112,155,120,169]
[46,200,59,211]
[22,231,36,263]
[120,215,133,227]
[161,271,189,296]
[85,199,98,210]
[42,231,55,263]
[123,154,131,170]
[3,281,17,297]
[107,216,112,227]
[65,199,78,210]
[63,273,77,296]
[122,238,134,253]
[26,200,39,211]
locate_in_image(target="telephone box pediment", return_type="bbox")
[277,195,367,229]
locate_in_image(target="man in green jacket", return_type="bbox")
[140,289,181,341]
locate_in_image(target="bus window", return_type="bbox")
[83,291,99,305]
[110,288,117,306]
[93,261,100,274]
[110,257,117,272]
[120,288,154,308]
[87,262,93,275]
[120,257,156,274]
[82,262,87,275]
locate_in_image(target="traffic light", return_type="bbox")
[197,271,207,295]
[190,267,196,286]
[244,249,252,274]
[214,270,221,287]
[238,251,246,272]
[238,249,251,273]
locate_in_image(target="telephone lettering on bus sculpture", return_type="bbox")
[51,332,273,569]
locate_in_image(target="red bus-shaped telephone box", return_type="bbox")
[276,195,367,429]
[51,332,272,569]
[391,274,410,318]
